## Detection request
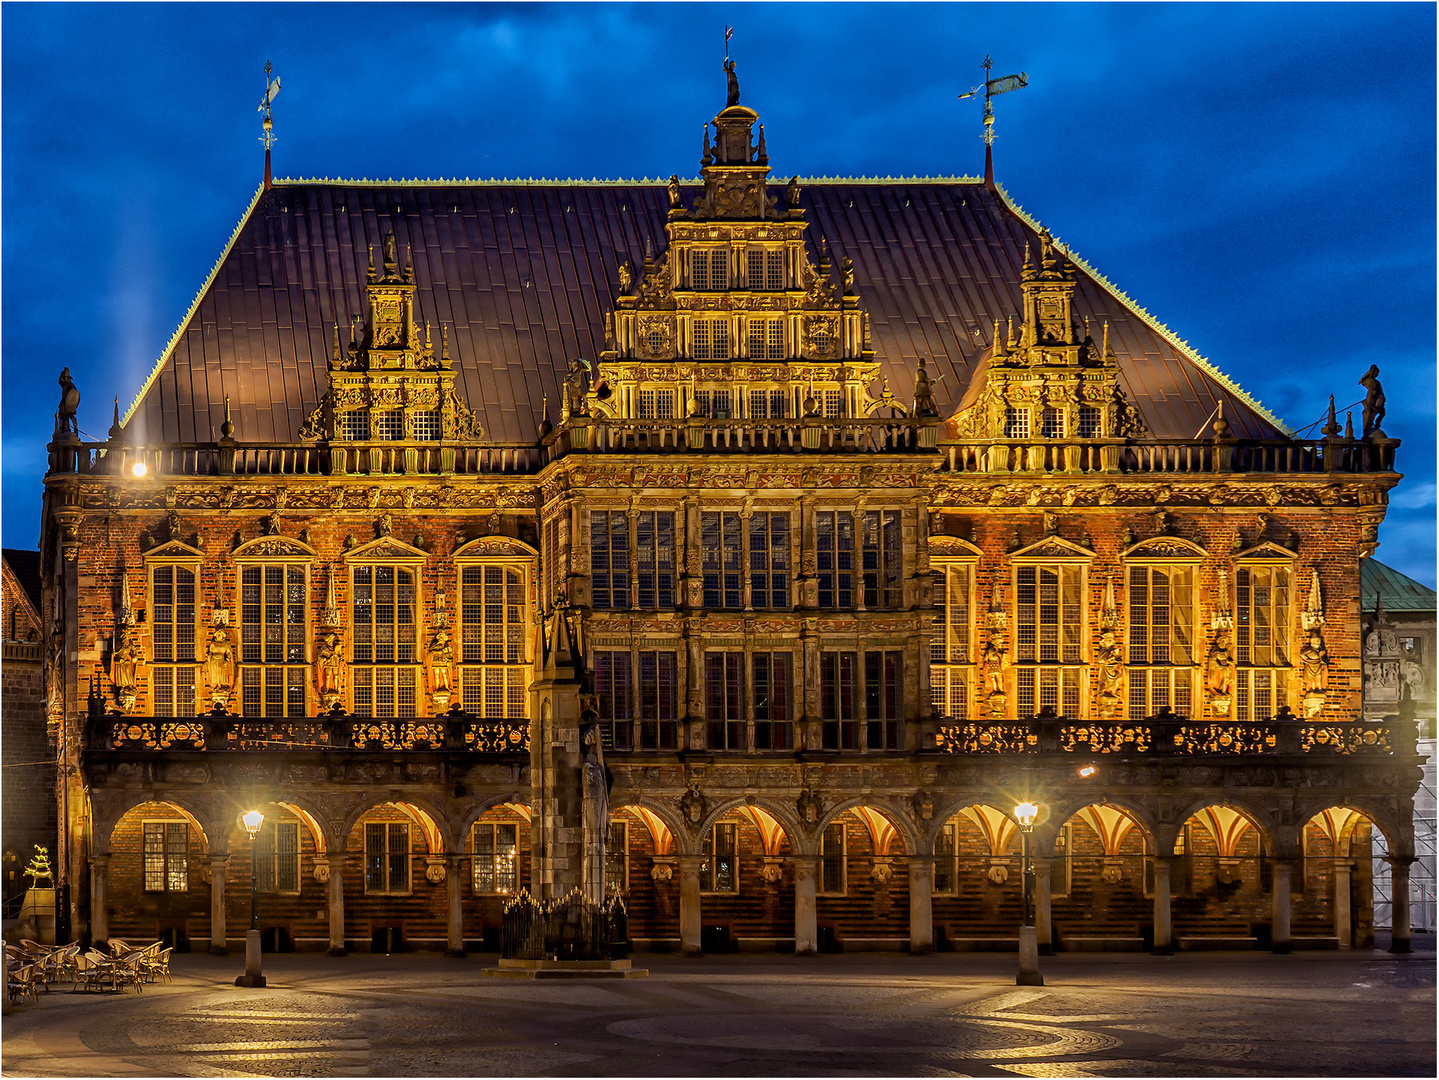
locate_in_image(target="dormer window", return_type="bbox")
[692,250,729,292]
[746,248,784,291]
[340,411,370,441]
[747,318,785,361]
[411,409,441,441]
[1041,408,1064,439]
[1078,406,1102,438]
[373,411,405,441]
[693,319,730,361]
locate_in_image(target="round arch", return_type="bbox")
[924,801,1023,859]
[1295,798,1407,858]
[1172,797,1281,857]
[813,798,919,859]
[687,796,805,857]
[338,797,452,855]
[457,794,533,840]
[1046,798,1159,858]
[94,794,212,855]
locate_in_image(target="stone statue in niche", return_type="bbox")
[1359,364,1386,437]
[201,618,236,711]
[1206,629,1234,715]
[427,628,455,711]
[581,723,609,903]
[1095,627,1122,719]
[1300,631,1329,717]
[315,631,344,710]
[983,635,1007,718]
[109,623,143,713]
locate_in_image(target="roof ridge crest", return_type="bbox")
[123,182,268,428]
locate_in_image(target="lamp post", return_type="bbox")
[1014,800,1043,986]
[235,809,266,988]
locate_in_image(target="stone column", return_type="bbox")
[1033,855,1053,956]
[327,858,347,955]
[1385,856,1414,954]
[1152,856,1173,954]
[1271,859,1293,954]
[90,852,110,946]
[678,855,704,955]
[907,858,933,955]
[445,854,465,957]
[794,855,819,955]
[208,853,229,954]
[1334,859,1353,948]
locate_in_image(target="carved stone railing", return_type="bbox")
[938,435,1398,477]
[89,714,530,753]
[541,414,940,462]
[934,716,1407,757]
[2,640,42,662]
[46,438,541,479]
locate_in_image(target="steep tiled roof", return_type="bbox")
[2,549,42,615]
[123,178,1287,446]
[1362,558,1436,614]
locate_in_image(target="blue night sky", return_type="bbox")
[3,2,1434,585]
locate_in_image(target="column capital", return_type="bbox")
[1382,854,1417,870]
[91,851,112,866]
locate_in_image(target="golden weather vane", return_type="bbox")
[258,60,281,188]
[957,54,1028,147]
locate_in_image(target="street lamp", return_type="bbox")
[235,809,267,988]
[1014,800,1043,986]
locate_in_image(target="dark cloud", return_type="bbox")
[4,2,1433,582]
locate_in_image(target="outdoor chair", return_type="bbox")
[75,949,122,993]
[7,963,39,1005]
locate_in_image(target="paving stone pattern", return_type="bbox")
[1,948,1433,1077]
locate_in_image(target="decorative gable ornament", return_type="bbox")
[300,232,482,443]
[232,535,317,560]
[1119,536,1208,561]
[343,535,429,562]
[948,228,1145,444]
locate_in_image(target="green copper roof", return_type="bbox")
[1361,558,1436,614]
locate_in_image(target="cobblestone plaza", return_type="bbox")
[3,946,1433,1077]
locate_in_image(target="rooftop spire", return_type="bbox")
[258,60,281,190]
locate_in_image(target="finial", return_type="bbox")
[1101,320,1110,360]
[425,321,431,349]
[992,320,1004,356]
[220,395,234,439]
[109,398,122,440]
[332,325,342,363]
[1322,394,1340,438]
[1344,410,1354,440]
[1211,398,1230,440]
[441,324,450,364]
[702,123,712,165]
[1007,316,1015,348]
[366,245,376,284]
[756,124,767,163]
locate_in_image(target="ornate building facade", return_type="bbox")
[40,82,1419,957]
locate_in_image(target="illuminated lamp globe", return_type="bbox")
[131,459,148,478]
[241,809,265,839]
[1014,801,1039,829]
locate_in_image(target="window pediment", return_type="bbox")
[141,539,205,563]
[928,535,983,558]
[1232,542,1296,562]
[232,536,317,561]
[1010,536,1095,561]
[453,536,538,560]
[1119,536,1207,561]
[344,537,428,562]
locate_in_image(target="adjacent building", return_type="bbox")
[39,81,1420,957]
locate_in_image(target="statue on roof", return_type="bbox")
[724,58,740,107]
[55,367,80,438]
[1359,364,1386,438]
[786,175,801,208]
[668,174,682,209]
